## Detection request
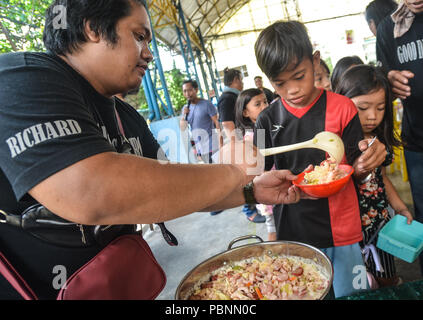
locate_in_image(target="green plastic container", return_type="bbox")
[376,215,423,263]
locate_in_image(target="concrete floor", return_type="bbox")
[144,170,422,300]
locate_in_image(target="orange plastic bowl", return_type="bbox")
[292,164,354,198]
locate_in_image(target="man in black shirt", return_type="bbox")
[217,68,244,140]
[0,0,303,299]
[254,75,275,104]
[376,0,423,275]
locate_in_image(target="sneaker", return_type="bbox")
[248,213,266,223]
[210,210,223,216]
[242,204,257,212]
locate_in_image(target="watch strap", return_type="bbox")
[243,181,258,204]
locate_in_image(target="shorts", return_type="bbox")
[320,243,369,298]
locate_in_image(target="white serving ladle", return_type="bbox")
[259,131,345,164]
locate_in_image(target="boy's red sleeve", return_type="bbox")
[325,92,364,165]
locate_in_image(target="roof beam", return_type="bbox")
[147,0,208,55]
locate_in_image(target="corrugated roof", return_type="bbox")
[147,0,251,53]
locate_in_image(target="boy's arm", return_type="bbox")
[382,167,413,224]
[341,111,387,180]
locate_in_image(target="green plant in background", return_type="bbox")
[164,63,187,115]
[0,0,50,53]
[124,65,187,120]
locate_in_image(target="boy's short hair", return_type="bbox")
[255,21,313,80]
[43,0,147,56]
[254,76,262,80]
[182,79,198,89]
[223,68,241,86]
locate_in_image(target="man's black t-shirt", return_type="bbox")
[0,52,162,299]
[376,13,423,152]
[262,87,275,104]
[217,91,238,123]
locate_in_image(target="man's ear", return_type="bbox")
[84,20,101,43]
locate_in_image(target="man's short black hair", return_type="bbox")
[255,20,313,80]
[43,0,147,55]
[223,67,241,86]
[182,79,198,89]
[254,76,262,80]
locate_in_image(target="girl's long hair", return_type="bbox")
[335,64,401,152]
[235,88,264,136]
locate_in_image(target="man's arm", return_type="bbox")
[29,137,268,226]
[201,170,300,211]
[29,152,246,226]
[179,106,189,131]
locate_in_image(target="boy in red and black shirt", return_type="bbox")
[254,21,388,298]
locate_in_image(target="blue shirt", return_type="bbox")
[182,99,219,154]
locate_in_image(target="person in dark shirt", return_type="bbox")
[376,0,423,276]
[254,75,275,104]
[217,67,244,141]
[254,20,388,298]
[0,0,304,299]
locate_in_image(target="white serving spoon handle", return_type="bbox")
[259,140,312,157]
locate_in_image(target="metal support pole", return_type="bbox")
[144,1,174,117]
[142,76,155,121]
[177,1,203,98]
[197,28,219,99]
[195,49,210,99]
[143,69,162,121]
[209,42,223,93]
[176,26,191,78]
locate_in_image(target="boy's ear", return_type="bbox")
[312,51,321,65]
[84,19,101,43]
[312,51,321,72]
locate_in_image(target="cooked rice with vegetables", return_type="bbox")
[188,255,329,300]
[302,158,347,185]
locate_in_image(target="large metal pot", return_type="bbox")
[175,235,334,300]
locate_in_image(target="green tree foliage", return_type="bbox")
[0,0,50,53]
[125,66,186,120]
[165,65,187,115]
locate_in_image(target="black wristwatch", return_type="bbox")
[243,181,258,204]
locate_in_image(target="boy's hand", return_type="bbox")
[354,138,387,178]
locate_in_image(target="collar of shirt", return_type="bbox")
[223,86,240,96]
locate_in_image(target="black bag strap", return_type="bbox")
[113,104,178,246]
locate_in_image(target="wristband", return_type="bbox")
[243,181,258,204]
